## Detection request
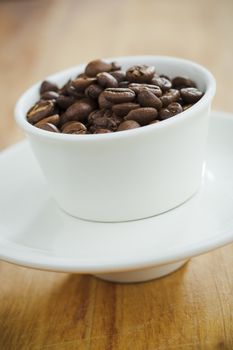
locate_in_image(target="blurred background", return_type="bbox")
[0,0,233,150]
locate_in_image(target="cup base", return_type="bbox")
[94,259,188,283]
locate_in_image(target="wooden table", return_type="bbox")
[0,1,233,349]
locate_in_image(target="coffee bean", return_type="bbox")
[112,102,140,117]
[128,83,162,97]
[65,99,95,122]
[138,89,162,109]
[125,107,158,125]
[159,74,170,80]
[180,88,203,103]
[34,114,60,127]
[111,113,123,126]
[98,92,113,109]
[172,76,196,89]
[168,102,183,115]
[183,104,193,111]
[27,59,203,134]
[72,77,96,91]
[159,109,171,120]
[59,80,72,95]
[62,121,87,134]
[40,91,59,101]
[152,76,172,92]
[110,70,126,82]
[118,81,130,88]
[104,88,135,103]
[61,121,78,131]
[117,120,140,131]
[40,81,59,95]
[65,81,85,98]
[85,59,113,77]
[88,110,104,124]
[160,89,180,107]
[88,110,118,132]
[149,120,160,124]
[76,72,86,78]
[111,61,121,71]
[85,84,103,99]
[159,102,183,120]
[56,95,77,109]
[36,123,59,133]
[27,100,55,124]
[97,72,118,88]
[126,65,155,83]
[94,128,112,134]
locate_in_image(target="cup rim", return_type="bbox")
[15,55,216,142]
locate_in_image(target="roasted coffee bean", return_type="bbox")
[117,120,140,131]
[65,99,95,122]
[177,97,185,106]
[183,104,193,111]
[34,114,60,127]
[40,91,59,101]
[27,59,203,134]
[112,102,140,117]
[172,76,196,89]
[118,81,130,88]
[138,89,162,109]
[110,70,126,82]
[111,113,123,126]
[97,72,118,88]
[111,61,121,71]
[149,120,160,124]
[36,123,59,133]
[61,120,80,131]
[27,100,55,124]
[160,89,180,107]
[167,102,183,115]
[85,59,113,77]
[102,110,122,126]
[126,65,155,83]
[76,72,86,78]
[152,76,172,92]
[98,92,113,109]
[104,88,135,103]
[62,121,87,134]
[59,80,72,95]
[94,128,112,134]
[56,95,77,109]
[85,84,103,99]
[159,102,183,120]
[88,110,104,124]
[159,74,170,80]
[40,81,59,95]
[128,83,162,97]
[159,108,172,120]
[65,81,85,98]
[180,88,203,103]
[125,107,158,125]
[72,77,96,91]
[88,112,118,132]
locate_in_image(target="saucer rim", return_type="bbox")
[0,110,233,273]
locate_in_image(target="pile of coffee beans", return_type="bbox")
[26,59,204,134]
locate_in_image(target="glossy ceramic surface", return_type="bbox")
[1,111,232,282]
[15,56,216,221]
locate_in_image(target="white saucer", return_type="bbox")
[1,111,233,283]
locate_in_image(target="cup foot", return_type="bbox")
[94,259,188,283]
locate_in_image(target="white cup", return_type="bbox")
[15,56,216,222]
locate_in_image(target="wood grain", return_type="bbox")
[0,0,233,349]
